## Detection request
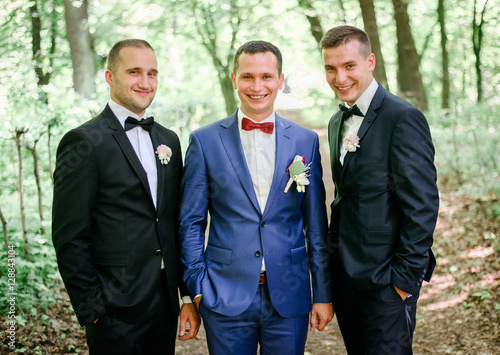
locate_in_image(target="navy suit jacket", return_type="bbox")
[179,111,333,318]
[328,85,439,296]
[52,105,187,326]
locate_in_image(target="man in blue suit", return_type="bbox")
[321,26,439,354]
[179,41,334,354]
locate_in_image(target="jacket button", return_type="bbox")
[261,222,267,227]
[155,249,162,255]
[255,251,261,257]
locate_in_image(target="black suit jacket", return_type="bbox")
[328,84,439,296]
[52,105,187,326]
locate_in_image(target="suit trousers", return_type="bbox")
[333,271,419,355]
[200,283,309,355]
[85,271,178,355]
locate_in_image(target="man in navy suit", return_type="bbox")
[52,39,200,354]
[179,41,334,354]
[321,26,439,354]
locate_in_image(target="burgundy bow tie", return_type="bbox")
[242,117,274,134]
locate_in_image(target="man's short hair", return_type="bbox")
[107,39,154,72]
[320,25,371,58]
[233,40,283,76]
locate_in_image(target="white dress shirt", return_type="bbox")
[238,109,276,272]
[340,78,379,165]
[238,109,276,213]
[108,100,158,208]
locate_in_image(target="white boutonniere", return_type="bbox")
[342,133,360,152]
[284,155,312,193]
[156,144,172,165]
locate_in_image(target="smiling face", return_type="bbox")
[105,46,158,116]
[231,51,284,122]
[322,40,375,106]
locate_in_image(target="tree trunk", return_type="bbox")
[472,0,489,103]
[193,1,239,116]
[391,0,428,111]
[26,139,46,236]
[48,124,55,187]
[218,65,238,116]
[0,205,8,252]
[438,0,450,110]
[64,0,96,99]
[358,0,389,90]
[31,0,49,86]
[297,0,324,46]
[30,0,57,97]
[15,129,30,261]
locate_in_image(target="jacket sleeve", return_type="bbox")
[172,141,191,299]
[52,130,107,326]
[178,132,209,299]
[390,107,439,295]
[302,134,334,303]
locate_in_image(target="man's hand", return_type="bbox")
[194,295,202,310]
[310,303,334,331]
[393,285,408,301]
[178,303,201,341]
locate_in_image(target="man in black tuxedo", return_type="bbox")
[52,39,200,355]
[321,26,439,354]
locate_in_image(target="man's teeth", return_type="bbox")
[337,85,353,91]
[250,95,265,99]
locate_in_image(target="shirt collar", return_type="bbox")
[344,78,378,115]
[108,99,147,129]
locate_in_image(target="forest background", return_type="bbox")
[0,0,499,353]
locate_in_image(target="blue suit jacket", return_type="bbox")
[328,84,439,296]
[179,111,333,318]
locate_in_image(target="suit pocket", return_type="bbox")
[205,244,232,265]
[92,251,130,266]
[356,156,383,165]
[291,245,307,264]
[364,230,398,245]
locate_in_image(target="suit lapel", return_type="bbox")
[339,85,385,182]
[328,112,343,184]
[219,113,261,214]
[262,115,292,217]
[104,106,154,205]
[150,128,163,211]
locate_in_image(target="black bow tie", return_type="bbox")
[339,104,364,120]
[124,116,154,132]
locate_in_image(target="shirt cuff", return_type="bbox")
[181,296,193,304]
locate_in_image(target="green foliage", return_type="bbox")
[428,100,499,196]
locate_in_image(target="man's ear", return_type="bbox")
[105,70,113,87]
[368,53,376,73]
[230,72,237,89]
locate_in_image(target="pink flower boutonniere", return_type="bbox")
[342,133,360,152]
[156,144,172,165]
[284,155,312,193]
